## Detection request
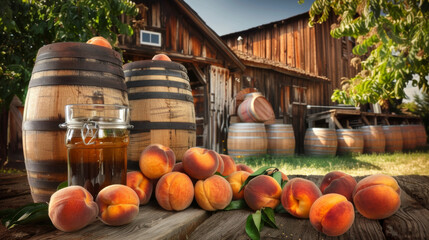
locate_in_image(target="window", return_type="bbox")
[140,30,161,47]
[292,86,307,105]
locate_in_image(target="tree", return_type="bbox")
[301,0,429,106]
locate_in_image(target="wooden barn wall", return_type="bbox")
[222,15,358,98]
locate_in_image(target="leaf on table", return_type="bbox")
[224,199,247,210]
[1,202,50,229]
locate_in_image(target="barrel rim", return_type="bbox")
[229,123,266,127]
[336,128,363,132]
[360,125,383,129]
[123,60,187,73]
[265,124,293,128]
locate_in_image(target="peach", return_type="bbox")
[309,193,355,236]
[226,171,251,200]
[86,36,112,49]
[172,162,185,173]
[236,163,254,173]
[152,53,171,61]
[320,171,357,202]
[127,171,153,205]
[155,172,194,211]
[267,169,289,181]
[353,174,401,219]
[220,154,237,176]
[96,184,140,226]
[48,186,98,232]
[182,147,219,180]
[244,175,282,211]
[195,175,233,211]
[139,144,176,179]
[281,178,322,218]
[214,152,225,174]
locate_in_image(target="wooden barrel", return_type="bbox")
[124,60,196,169]
[412,124,427,147]
[23,42,128,203]
[265,124,295,156]
[336,129,364,155]
[360,126,386,153]
[382,125,403,153]
[401,125,417,150]
[304,128,338,157]
[227,123,267,160]
[237,92,274,123]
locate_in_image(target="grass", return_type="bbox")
[237,147,429,176]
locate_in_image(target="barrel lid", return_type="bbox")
[265,124,293,128]
[35,42,123,66]
[229,123,265,127]
[123,60,187,73]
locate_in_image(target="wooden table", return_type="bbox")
[1,173,429,240]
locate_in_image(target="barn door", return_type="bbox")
[291,86,307,154]
[209,66,231,153]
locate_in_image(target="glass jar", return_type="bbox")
[60,104,132,198]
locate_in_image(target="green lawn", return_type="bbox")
[238,147,429,176]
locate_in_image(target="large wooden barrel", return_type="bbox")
[336,129,364,155]
[23,42,128,203]
[412,124,427,147]
[265,124,295,156]
[401,125,417,150]
[382,125,403,153]
[237,93,274,123]
[124,60,196,169]
[227,123,267,160]
[304,128,338,157]
[360,126,386,153]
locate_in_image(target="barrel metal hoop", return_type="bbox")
[29,75,127,91]
[131,121,196,132]
[128,92,194,102]
[126,80,190,90]
[124,69,189,80]
[25,159,68,172]
[23,120,65,131]
[123,60,188,73]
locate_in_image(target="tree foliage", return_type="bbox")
[0,0,138,111]
[302,0,429,106]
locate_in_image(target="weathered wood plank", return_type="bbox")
[395,175,429,210]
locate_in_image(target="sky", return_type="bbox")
[184,0,313,36]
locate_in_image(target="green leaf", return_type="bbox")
[57,181,68,191]
[224,199,247,210]
[261,207,278,229]
[272,171,282,186]
[281,179,288,189]
[274,203,287,214]
[245,213,260,240]
[238,166,277,192]
[2,203,49,229]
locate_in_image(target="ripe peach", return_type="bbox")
[320,171,357,202]
[236,163,254,173]
[244,175,282,211]
[155,172,194,211]
[127,171,153,205]
[226,171,251,200]
[353,174,401,219]
[309,193,355,236]
[172,162,185,173]
[220,154,237,176]
[139,144,176,179]
[152,53,171,61]
[281,178,322,218]
[182,147,219,180]
[86,36,112,49]
[214,152,225,174]
[48,186,98,232]
[195,175,233,211]
[96,184,140,226]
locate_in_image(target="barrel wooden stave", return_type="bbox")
[227,123,267,160]
[336,129,364,155]
[382,125,403,153]
[401,125,417,150]
[304,128,338,157]
[237,93,274,123]
[412,124,427,147]
[361,126,386,154]
[266,124,295,156]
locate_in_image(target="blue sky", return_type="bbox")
[184,0,313,36]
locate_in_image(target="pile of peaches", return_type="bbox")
[48,144,401,237]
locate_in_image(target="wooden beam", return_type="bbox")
[361,115,371,125]
[190,63,207,85]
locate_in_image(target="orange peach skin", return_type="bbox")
[127,171,153,205]
[281,178,322,218]
[214,152,225,175]
[48,186,98,232]
[226,171,251,200]
[309,193,355,236]
[96,184,140,226]
[236,164,254,173]
[320,171,357,202]
[220,154,237,176]
[172,162,185,173]
[353,174,401,219]
[182,147,219,180]
[139,144,176,179]
[86,36,112,49]
[195,175,233,211]
[155,172,194,211]
[244,175,282,211]
[152,54,171,61]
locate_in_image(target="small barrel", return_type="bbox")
[401,125,417,150]
[227,123,267,159]
[265,124,295,156]
[304,128,338,157]
[23,42,128,202]
[360,126,386,154]
[412,124,427,148]
[382,125,403,153]
[124,60,196,169]
[336,129,364,155]
[237,92,274,123]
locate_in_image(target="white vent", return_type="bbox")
[140,30,161,47]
